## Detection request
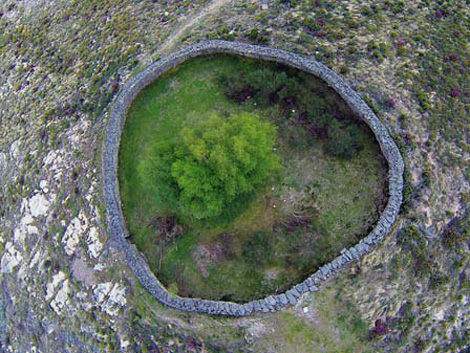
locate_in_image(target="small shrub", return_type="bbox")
[396,38,406,47]
[392,0,405,14]
[361,6,373,16]
[370,318,388,337]
[416,91,430,111]
[429,271,449,290]
[339,65,350,75]
[324,120,365,159]
[397,225,432,277]
[386,97,396,108]
[442,214,470,249]
[246,28,268,44]
[394,301,416,337]
[242,231,273,265]
[450,87,462,97]
[396,46,407,56]
[435,10,444,19]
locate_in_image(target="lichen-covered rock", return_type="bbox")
[46,271,67,301]
[28,194,50,218]
[0,152,6,179]
[50,279,71,315]
[1,242,23,274]
[86,227,103,259]
[93,282,127,316]
[62,211,88,256]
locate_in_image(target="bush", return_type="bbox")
[221,67,313,113]
[242,231,273,265]
[324,120,365,158]
[397,225,432,277]
[416,91,430,111]
[142,113,280,221]
[442,214,470,249]
[246,28,268,44]
[223,65,366,160]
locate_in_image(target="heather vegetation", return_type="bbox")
[119,54,387,302]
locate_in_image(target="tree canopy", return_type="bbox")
[142,112,280,221]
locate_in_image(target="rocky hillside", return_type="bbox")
[0,0,469,352]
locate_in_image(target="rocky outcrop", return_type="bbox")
[103,40,404,316]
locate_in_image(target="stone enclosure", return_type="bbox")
[103,40,404,316]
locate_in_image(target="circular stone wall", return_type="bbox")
[103,40,404,316]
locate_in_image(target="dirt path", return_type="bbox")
[157,0,232,55]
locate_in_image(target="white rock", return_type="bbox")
[13,225,26,244]
[93,282,113,303]
[104,283,127,316]
[93,282,126,316]
[120,339,130,350]
[62,211,88,256]
[86,227,103,258]
[85,181,97,203]
[29,250,44,269]
[14,213,40,243]
[1,242,23,273]
[26,225,38,235]
[303,306,309,313]
[22,214,34,225]
[29,194,50,217]
[43,150,60,167]
[9,140,21,160]
[0,152,6,176]
[109,283,126,307]
[76,291,92,311]
[50,279,70,314]
[39,180,49,193]
[46,271,67,301]
[67,120,90,148]
[93,263,105,271]
[43,150,65,181]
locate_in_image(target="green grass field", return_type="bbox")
[118,54,387,302]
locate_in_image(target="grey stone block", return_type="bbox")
[308,285,318,292]
[267,296,277,306]
[286,292,296,306]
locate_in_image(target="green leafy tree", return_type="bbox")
[143,112,280,221]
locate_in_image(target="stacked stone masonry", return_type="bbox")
[103,40,404,316]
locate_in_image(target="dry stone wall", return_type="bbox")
[103,40,404,316]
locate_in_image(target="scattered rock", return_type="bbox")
[0,152,6,179]
[39,180,49,193]
[86,226,103,258]
[46,271,67,301]
[62,211,88,256]
[50,279,70,314]
[93,263,105,271]
[93,282,127,316]
[9,140,21,160]
[28,193,50,217]
[0,242,23,273]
